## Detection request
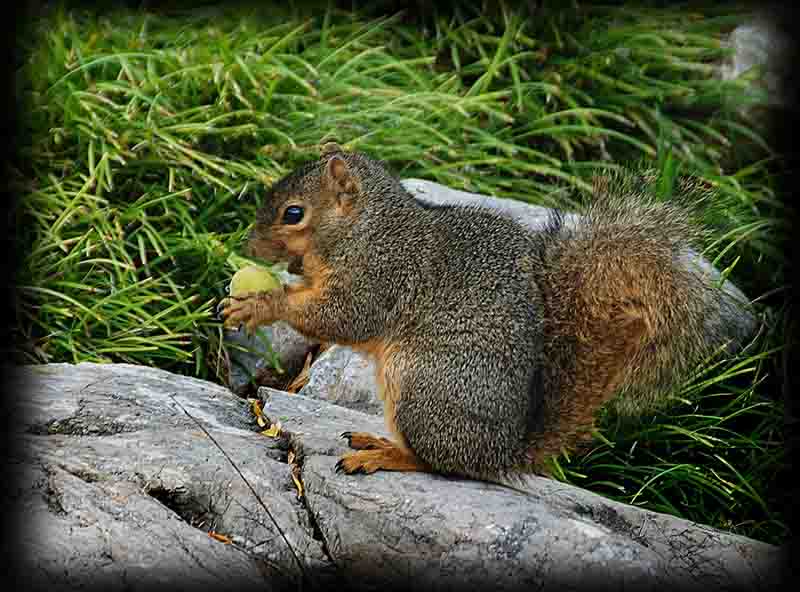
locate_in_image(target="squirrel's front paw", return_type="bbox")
[218,292,273,335]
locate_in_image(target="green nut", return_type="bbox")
[230,265,280,297]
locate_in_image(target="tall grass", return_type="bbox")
[12,2,787,544]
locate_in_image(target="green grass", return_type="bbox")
[12,2,787,545]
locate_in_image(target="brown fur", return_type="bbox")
[337,430,432,474]
[342,432,394,450]
[220,146,750,481]
[335,445,432,475]
[351,339,407,448]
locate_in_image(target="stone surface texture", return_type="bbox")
[12,362,782,591]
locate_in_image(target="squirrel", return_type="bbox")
[220,142,749,481]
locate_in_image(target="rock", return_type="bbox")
[225,321,315,396]
[403,177,575,229]
[258,386,781,592]
[10,363,332,591]
[11,362,782,591]
[719,18,793,106]
[298,345,382,415]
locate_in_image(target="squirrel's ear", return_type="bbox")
[325,154,359,199]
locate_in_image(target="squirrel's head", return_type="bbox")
[247,142,399,269]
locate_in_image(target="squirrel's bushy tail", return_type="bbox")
[527,171,743,466]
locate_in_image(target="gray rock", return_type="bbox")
[11,363,331,591]
[12,362,782,591]
[258,387,782,592]
[298,345,382,415]
[225,321,315,396]
[719,18,792,105]
[403,177,566,228]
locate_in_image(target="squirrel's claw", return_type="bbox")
[336,436,355,473]
[335,458,360,474]
[215,298,229,320]
[217,296,243,321]
[219,291,279,336]
[335,457,370,475]
[218,295,260,335]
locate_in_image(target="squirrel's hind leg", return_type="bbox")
[526,310,650,472]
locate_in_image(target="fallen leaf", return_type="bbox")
[291,464,304,498]
[249,398,268,427]
[249,398,263,416]
[208,531,232,544]
[260,422,282,438]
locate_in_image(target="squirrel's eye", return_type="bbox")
[282,205,304,225]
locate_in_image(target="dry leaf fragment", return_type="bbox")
[208,531,232,544]
[260,422,282,438]
[249,398,268,427]
[291,464,304,498]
